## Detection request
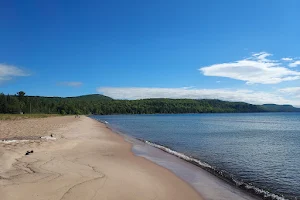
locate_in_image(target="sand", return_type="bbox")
[0,116,202,200]
[0,116,75,140]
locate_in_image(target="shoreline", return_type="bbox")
[0,116,202,200]
[99,119,261,200]
[91,115,293,200]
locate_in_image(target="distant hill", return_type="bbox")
[26,94,112,101]
[261,104,300,112]
[66,94,113,101]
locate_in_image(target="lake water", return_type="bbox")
[91,113,300,200]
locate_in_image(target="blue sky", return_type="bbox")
[1,0,300,106]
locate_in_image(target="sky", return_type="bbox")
[1,0,300,107]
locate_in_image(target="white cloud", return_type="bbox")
[251,52,272,62]
[0,63,29,81]
[282,57,293,61]
[181,86,195,89]
[57,81,83,87]
[278,87,300,98]
[289,61,300,67]
[97,87,300,107]
[199,52,300,84]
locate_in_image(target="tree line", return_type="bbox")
[0,91,269,115]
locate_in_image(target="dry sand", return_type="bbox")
[0,116,202,200]
[0,116,75,140]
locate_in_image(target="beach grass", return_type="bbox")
[0,114,61,120]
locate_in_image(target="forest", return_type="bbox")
[0,91,298,115]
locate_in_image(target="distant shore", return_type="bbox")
[0,116,201,200]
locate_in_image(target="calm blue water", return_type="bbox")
[91,113,300,199]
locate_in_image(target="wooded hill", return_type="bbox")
[0,92,299,115]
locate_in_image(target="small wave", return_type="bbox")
[144,140,288,200]
[145,140,212,169]
[95,119,109,124]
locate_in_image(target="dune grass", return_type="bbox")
[0,114,61,120]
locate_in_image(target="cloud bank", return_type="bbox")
[289,61,300,68]
[278,87,300,98]
[0,64,29,82]
[282,57,293,61]
[97,87,300,107]
[199,52,300,84]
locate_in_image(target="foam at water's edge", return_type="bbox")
[143,140,287,200]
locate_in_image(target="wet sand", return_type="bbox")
[0,116,202,200]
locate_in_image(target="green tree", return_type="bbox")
[17,91,26,97]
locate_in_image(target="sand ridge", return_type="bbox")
[0,116,202,200]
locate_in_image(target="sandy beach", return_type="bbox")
[0,116,202,200]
